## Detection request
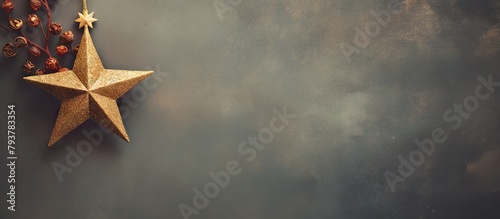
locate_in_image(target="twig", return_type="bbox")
[20,30,51,57]
[41,0,52,57]
[0,24,11,33]
[40,22,47,41]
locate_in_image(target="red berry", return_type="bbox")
[55,45,68,56]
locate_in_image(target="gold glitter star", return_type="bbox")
[75,11,98,29]
[24,26,153,147]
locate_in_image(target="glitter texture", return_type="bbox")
[24,26,153,147]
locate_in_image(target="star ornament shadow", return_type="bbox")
[24,26,153,147]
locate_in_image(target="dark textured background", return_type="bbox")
[1,0,500,218]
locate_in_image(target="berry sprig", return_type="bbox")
[1,0,79,75]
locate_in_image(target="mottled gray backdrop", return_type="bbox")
[1,0,500,218]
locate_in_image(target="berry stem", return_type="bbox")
[20,30,51,57]
[40,22,47,41]
[0,24,11,33]
[41,0,52,57]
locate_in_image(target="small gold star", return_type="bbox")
[75,11,98,29]
[24,26,153,147]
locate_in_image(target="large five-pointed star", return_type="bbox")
[24,26,153,147]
